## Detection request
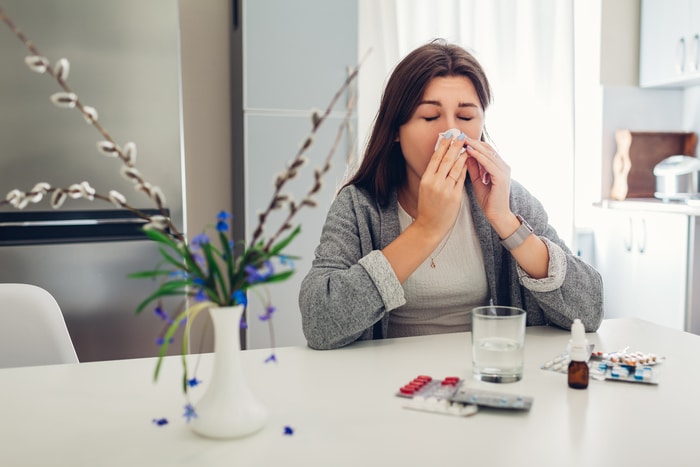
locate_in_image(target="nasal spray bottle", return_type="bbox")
[568,319,589,389]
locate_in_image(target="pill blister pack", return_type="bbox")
[450,388,533,410]
[541,348,662,385]
[592,361,658,385]
[590,350,664,366]
[396,375,533,417]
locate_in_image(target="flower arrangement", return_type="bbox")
[0,8,359,401]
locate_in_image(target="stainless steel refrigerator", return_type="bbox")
[0,0,185,362]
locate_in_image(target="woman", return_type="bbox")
[299,39,604,350]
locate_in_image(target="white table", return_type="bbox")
[2,318,698,466]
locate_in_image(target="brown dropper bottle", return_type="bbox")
[568,319,589,389]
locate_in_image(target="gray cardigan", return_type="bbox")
[299,179,604,350]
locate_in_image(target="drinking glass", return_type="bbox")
[471,305,526,383]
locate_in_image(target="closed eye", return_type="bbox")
[423,116,439,121]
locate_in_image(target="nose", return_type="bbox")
[444,116,459,131]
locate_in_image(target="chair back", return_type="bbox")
[0,283,79,368]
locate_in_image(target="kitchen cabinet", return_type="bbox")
[639,0,700,87]
[594,203,700,333]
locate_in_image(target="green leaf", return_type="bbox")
[263,269,295,284]
[268,225,301,256]
[158,246,188,271]
[201,243,227,303]
[127,270,172,279]
[134,281,191,314]
[143,228,180,250]
[219,230,235,296]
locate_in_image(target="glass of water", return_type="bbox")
[471,305,526,383]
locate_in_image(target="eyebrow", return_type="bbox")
[419,100,478,109]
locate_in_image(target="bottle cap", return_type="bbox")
[569,318,589,361]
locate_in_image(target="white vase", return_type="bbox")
[189,305,268,439]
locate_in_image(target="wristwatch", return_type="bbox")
[500,214,534,251]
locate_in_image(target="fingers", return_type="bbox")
[436,132,467,180]
[425,129,456,174]
[464,137,507,185]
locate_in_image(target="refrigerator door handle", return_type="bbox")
[0,209,166,246]
[0,217,146,227]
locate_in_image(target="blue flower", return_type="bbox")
[191,233,210,249]
[192,277,206,287]
[192,252,206,268]
[183,404,198,423]
[156,337,174,346]
[245,260,275,284]
[259,305,276,321]
[216,211,232,232]
[168,270,188,280]
[232,289,247,306]
[217,211,232,221]
[283,426,294,435]
[152,418,169,426]
[154,306,168,321]
[279,255,295,268]
[194,289,207,302]
[239,317,248,330]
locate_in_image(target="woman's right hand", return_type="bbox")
[414,131,468,237]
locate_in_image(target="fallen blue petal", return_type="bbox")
[152,418,169,426]
[187,377,202,388]
[283,426,294,436]
[183,404,198,423]
[265,353,277,364]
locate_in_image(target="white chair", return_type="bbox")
[0,283,79,368]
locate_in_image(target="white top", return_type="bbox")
[390,190,489,337]
[0,318,697,466]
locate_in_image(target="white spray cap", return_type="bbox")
[569,318,589,362]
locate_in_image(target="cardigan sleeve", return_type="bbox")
[298,187,405,349]
[507,181,604,332]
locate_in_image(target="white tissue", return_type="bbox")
[434,128,466,154]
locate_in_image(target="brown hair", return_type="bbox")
[346,39,493,205]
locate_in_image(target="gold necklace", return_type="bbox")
[408,215,455,269]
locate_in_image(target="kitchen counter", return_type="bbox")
[595,197,700,215]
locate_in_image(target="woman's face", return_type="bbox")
[397,76,485,183]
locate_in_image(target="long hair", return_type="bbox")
[346,39,493,205]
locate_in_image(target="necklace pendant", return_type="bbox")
[430,259,436,268]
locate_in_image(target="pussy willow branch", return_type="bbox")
[0,7,181,239]
[251,52,368,251]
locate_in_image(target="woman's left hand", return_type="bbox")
[464,137,512,226]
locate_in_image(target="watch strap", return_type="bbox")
[500,215,533,251]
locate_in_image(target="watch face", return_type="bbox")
[516,215,533,232]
